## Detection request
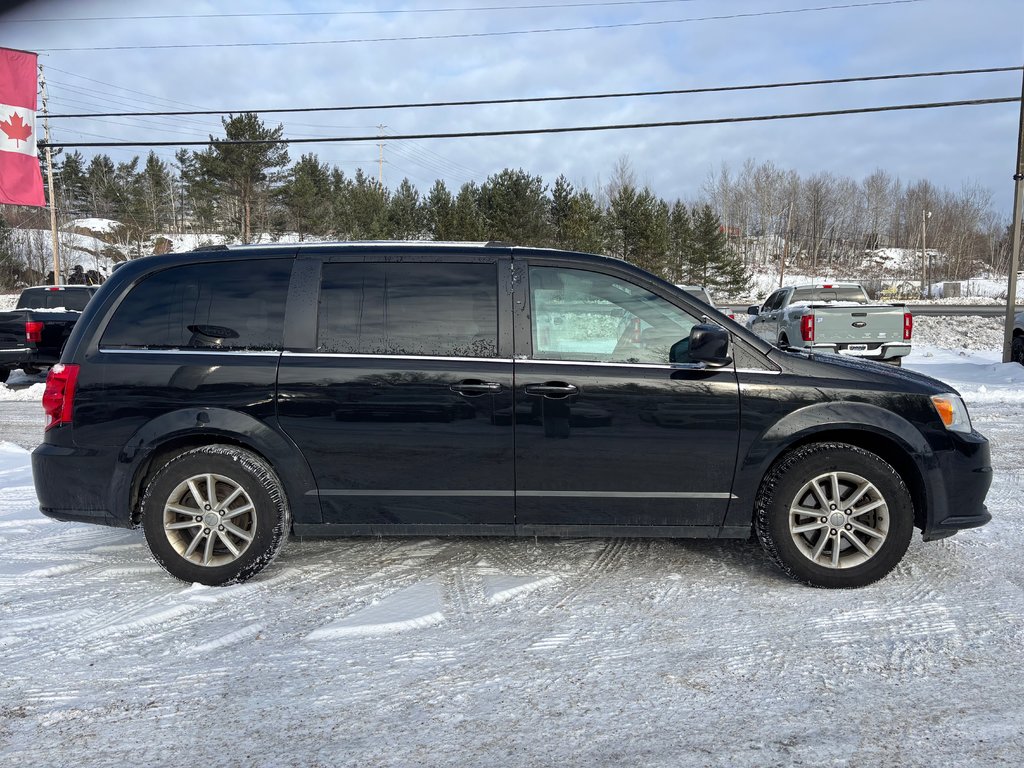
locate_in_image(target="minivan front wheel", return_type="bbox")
[140,445,290,586]
[755,442,913,588]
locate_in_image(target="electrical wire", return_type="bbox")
[33,0,926,52]
[47,65,1021,119]
[0,0,705,22]
[40,96,1020,150]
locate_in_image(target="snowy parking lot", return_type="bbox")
[1,326,1023,766]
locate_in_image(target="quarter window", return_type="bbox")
[318,262,498,358]
[529,266,698,364]
[100,259,292,351]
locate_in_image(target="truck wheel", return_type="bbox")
[754,442,914,588]
[21,365,42,375]
[883,357,902,367]
[777,334,789,349]
[0,367,10,384]
[1013,335,1024,365]
[140,445,291,586]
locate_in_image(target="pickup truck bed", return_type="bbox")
[0,285,99,382]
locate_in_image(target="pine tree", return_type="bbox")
[479,168,550,245]
[690,204,748,297]
[450,182,485,241]
[388,178,425,239]
[346,168,389,239]
[667,201,693,284]
[56,151,89,219]
[607,180,669,277]
[175,149,218,235]
[140,152,173,233]
[550,174,574,248]
[281,154,333,239]
[198,113,290,243]
[562,189,605,254]
[424,179,455,240]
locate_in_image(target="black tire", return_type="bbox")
[140,445,291,586]
[0,367,10,384]
[883,357,903,367]
[754,442,914,588]
[1012,335,1024,366]
[777,334,789,349]
[21,365,42,375]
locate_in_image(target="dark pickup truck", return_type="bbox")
[0,285,99,383]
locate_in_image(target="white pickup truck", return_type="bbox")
[747,283,912,366]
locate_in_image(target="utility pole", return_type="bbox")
[38,63,60,285]
[1002,66,1024,362]
[779,200,793,287]
[376,124,386,187]
[920,208,931,299]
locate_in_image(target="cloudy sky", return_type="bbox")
[2,0,1022,214]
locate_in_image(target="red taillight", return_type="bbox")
[903,312,913,341]
[800,314,815,342]
[42,364,79,431]
[25,320,44,343]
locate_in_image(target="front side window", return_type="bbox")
[318,262,498,358]
[101,259,292,351]
[529,266,698,364]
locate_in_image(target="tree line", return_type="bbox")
[2,112,1014,295]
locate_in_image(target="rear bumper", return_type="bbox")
[31,441,133,528]
[807,342,911,360]
[0,348,54,368]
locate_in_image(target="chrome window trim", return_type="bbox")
[282,352,514,364]
[98,347,282,357]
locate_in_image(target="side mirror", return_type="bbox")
[747,305,760,315]
[672,323,732,366]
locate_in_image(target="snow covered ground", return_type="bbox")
[1,329,1022,766]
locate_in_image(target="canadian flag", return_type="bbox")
[0,47,45,207]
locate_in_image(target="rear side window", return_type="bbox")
[101,259,292,351]
[318,262,498,358]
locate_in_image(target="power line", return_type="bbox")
[33,0,926,52]
[40,96,1020,150]
[0,0,702,22]
[47,65,1020,120]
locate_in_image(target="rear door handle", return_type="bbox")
[524,382,579,398]
[450,380,503,396]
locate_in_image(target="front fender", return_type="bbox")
[109,407,321,526]
[724,400,939,530]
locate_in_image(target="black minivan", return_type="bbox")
[32,242,992,588]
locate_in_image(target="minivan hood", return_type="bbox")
[770,349,959,396]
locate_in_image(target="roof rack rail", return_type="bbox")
[191,244,230,252]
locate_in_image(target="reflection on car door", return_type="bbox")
[512,260,741,533]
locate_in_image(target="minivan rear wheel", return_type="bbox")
[140,445,290,586]
[755,442,913,588]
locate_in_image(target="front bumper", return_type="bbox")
[921,431,992,540]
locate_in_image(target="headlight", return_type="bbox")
[930,393,973,434]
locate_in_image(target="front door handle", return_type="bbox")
[524,382,579,399]
[450,380,503,396]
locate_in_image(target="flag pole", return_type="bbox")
[38,62,60,285]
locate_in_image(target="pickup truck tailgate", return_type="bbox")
[811,305,905,344]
